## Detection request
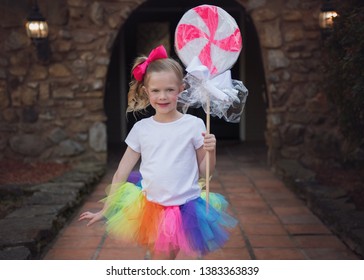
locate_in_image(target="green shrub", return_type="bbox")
[323,1,364,145]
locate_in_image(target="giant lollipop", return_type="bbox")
[175,5,242,76]
[175,5,248,206]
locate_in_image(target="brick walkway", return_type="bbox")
[43,142,358,260]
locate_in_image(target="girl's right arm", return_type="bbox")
[78,147,141,226]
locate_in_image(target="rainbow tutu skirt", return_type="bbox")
[102,178,237,256]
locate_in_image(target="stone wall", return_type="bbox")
[0,0,342,171]
[242,0,341,172]
[0,0,144,163]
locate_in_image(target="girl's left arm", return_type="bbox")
[197,132,216,177]
[79,147,140,226]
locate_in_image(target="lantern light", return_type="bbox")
[25,1,50,63]
[319,0,338,37]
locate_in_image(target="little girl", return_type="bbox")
[79,45,236,259]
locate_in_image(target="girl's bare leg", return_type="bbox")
[149,246,179,260]
[144,249,151,260]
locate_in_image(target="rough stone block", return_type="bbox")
[0,246,31,260]
[25,192,77,207]
[0,216,55,248]
[6,205,66,219]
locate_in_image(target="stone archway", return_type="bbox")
[101,0,329,169]
[104,0,266,149]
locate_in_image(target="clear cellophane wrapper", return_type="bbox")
[178,73,248,123]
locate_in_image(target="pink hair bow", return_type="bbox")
[132,45,168,81]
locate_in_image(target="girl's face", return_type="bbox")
[143,71,184,120]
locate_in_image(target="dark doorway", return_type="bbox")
[244,15,268,142]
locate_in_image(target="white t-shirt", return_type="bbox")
[125,114,206,206]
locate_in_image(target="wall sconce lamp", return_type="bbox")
[25,0,51,63]
[319,0,338,38]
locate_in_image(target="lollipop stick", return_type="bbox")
[206,93,210,212]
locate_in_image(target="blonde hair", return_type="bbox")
[127,57,184,113]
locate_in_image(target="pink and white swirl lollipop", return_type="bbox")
[175,4,248,124]
[175,5,242,77]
